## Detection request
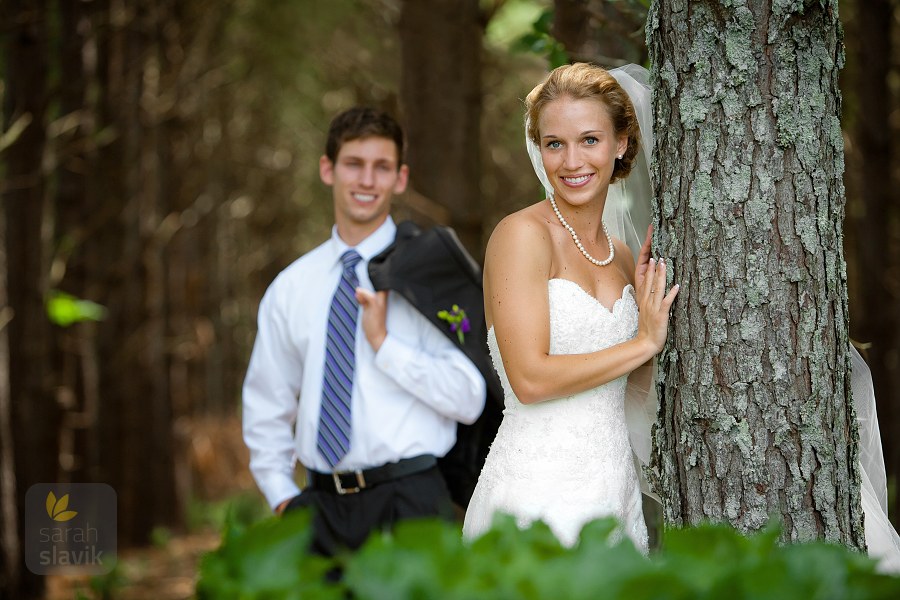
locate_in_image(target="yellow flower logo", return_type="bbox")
[45,491,78,522]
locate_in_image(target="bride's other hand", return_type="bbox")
[634,225,653,296]
[636,256,679,353]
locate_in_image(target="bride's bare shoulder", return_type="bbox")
[487,202,552,248]
[485,202,553,275]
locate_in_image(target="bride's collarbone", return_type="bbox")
[548,237,631,303]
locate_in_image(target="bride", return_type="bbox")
[463,61,900,572]
[461,62,677,552]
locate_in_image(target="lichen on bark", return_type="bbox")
[648,0,864,549]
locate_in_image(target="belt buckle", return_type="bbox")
[332,470,366,495]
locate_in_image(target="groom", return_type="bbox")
[242,106,487,557]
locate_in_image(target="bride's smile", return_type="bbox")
[560,173,594,187]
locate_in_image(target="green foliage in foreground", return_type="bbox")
[197,509,900,600]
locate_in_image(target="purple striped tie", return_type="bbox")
[317,249,362,468]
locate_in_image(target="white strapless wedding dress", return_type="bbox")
[462,279,648,551]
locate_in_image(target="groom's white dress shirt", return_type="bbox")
[243,217,487,509]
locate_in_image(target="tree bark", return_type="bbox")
[0,198,20,600]
[649,0,864,548]
[2,0,59,597]
[398,0,484,255]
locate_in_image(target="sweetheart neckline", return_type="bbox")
[548,278,635,314]
[486,280,635,337]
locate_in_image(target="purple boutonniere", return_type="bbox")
[437,304,470,344]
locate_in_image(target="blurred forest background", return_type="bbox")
[1,0,899,597]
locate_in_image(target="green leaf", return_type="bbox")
[533,9,554,35]
[46,290,107,327]
[548,45,570,69]
[512,32,542,52]
[511,8,570,70]
[196,508,343,599]
[194,507,900,599]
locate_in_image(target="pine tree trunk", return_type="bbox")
[55,0,101,489]
[648,0,864,548]
[0,198,20,600]
[2,0,58,596]
[399,0,484,255]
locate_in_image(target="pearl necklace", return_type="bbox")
[548,195,615,267]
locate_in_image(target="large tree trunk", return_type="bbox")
[54,0,103,489]
[649,0,864,548]
[2,1,58,597]
[0,199,20,600]
[398,0,484,255]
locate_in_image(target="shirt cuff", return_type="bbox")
[373,334,414,374]
[373,334,430,397]
[257,471,302,511]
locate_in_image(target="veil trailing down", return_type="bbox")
[526,63,900,572]
[853,346,900,572]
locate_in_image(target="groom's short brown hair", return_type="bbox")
[324,106,406,167]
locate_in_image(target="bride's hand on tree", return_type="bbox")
[636,255,679,354]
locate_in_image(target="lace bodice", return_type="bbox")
[490,279,638,413]
[464,279,647,550]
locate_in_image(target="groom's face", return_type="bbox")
[320,136,409,234]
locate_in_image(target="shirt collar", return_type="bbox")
[328,216,397,266]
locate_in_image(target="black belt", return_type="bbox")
[307,454,437,495]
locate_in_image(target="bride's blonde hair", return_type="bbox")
[525,63,641,184]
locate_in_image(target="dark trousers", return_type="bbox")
[285,465,453,557]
